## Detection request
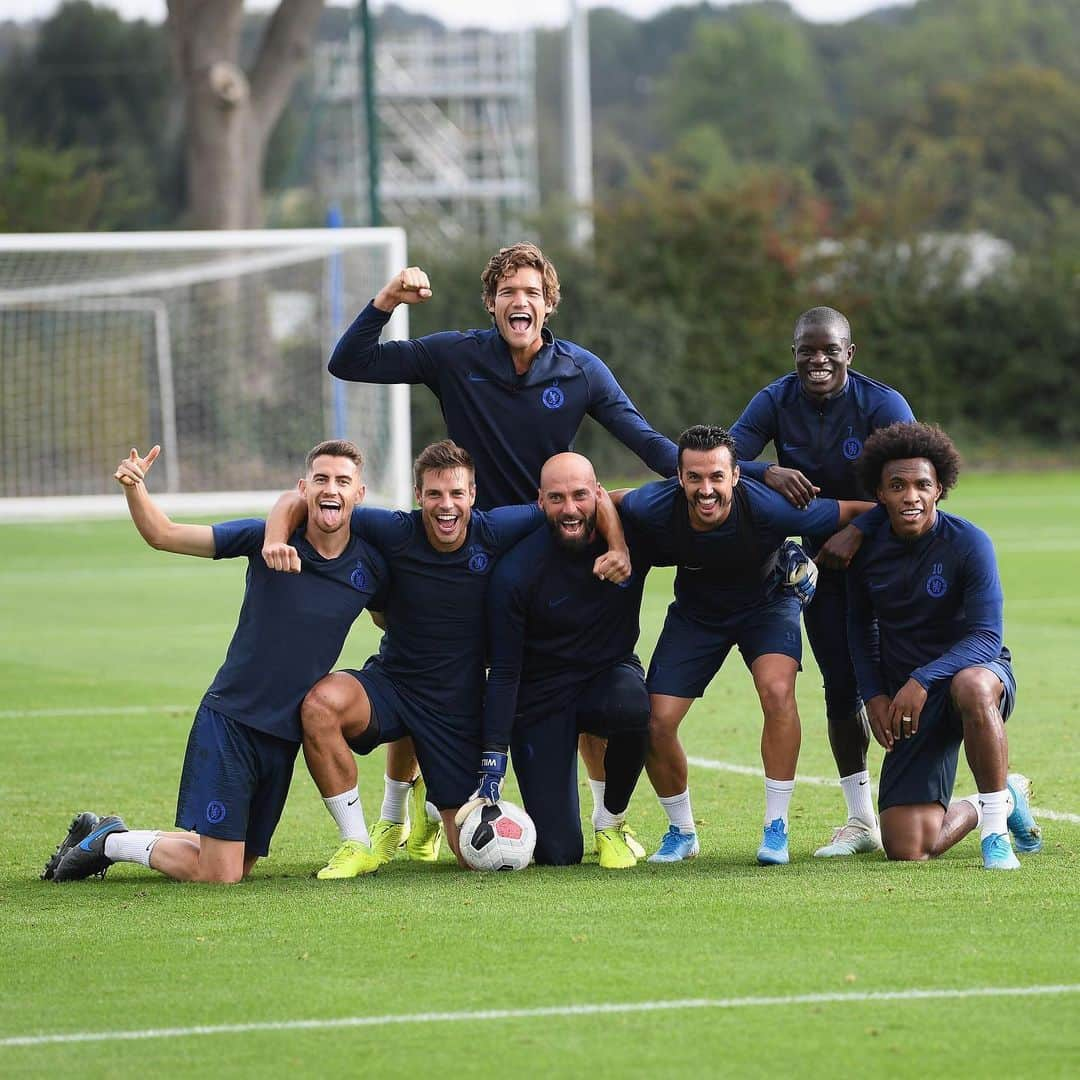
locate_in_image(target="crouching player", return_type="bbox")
[847,422,1042,869]
[479,453,652,868]
[43,441,387,884]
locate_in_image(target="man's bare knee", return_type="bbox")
[302,683,346,737]
[950,667,999,715]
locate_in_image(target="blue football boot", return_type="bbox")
[647,825,700,863]
[1006,774,1043,854]
[981,832,1021,870]
[756,817,790,865]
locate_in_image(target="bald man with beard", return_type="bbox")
[481,454,653,869]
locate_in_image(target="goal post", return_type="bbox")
[0,228,412,520]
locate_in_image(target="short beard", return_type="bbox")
[547,511,596,553]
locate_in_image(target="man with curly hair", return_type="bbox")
[847,421,1042,869]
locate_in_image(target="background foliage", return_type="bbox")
[2,0,1078,468]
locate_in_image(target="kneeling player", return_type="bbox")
[43,441,386,884]
[481,453,652,868]
[847,422,1042,869]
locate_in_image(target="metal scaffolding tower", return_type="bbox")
[314,27,539,247]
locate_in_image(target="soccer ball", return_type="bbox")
[458,800,536,871]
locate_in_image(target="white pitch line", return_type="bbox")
[687,755,1080,824]
[0,705,188,719]
[2,985,1077,1049]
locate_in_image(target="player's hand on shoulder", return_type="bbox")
[453,749,508,827]
[594,547,631,584]
[816,523,864,570]
[262,541,301,574]
[114,445,160,488]
[764,465,819,509]
[375,266,432,310]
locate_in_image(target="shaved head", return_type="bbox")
[539,453,599,553]
[540,452,596,493]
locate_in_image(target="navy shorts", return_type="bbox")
[513,659,650,866]
[878,658,1017,812]
[175,704,299,857]
[646,596,803,699]
[342,665,479,811]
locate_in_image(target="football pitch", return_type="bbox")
[1,471,1077,1077]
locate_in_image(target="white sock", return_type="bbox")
[658,790,695,833]
[588,778,606,825]
[839,770,876,828]
[380,776,411,824]
[764,777,796,827]
[104,830,160,867]
[324,787,369,843]
[961,793,983,828]
[594,805,623,831]
[977,788,1009,841]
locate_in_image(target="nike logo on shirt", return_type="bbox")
[466,373,490,382]
[548,596,570,608]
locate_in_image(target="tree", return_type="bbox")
[166,0,324,228]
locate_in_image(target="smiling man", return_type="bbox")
[846,421,1042,870]
[729,307,915,858]
[43,440,388,885]
[327,242,677,512]
[612,425,876,865]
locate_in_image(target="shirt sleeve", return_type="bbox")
[751,483,840,538]
[482,555,531,749]
[729,390,777,481]
[487,504,546,552]
[851,503,888,534]
[583,358,678,477]
[872,389,917,427]
[348,506,414,551]
[846,559,885,701]
[211,518,265,559]
[328,301,449,389]
[911,529,1005,690]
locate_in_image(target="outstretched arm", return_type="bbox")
[115,447,214,557]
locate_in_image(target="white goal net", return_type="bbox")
[0,229,412,520]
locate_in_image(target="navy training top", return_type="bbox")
[483,520,652,747]
[329,302,678,509]
[349,503,543,724]
[846,509,1008,701]
[730,371,914,547]
[202,520,388,743]
[620,477,841,620]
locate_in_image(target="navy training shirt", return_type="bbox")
[730,371,913,545]
[620,477,841,620]
[329,302,678,509]
[349,503,543,723]
[483,520,652,747]
[202,520,388,743]
[846,509,1008,701]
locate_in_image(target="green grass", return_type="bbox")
[1,471,1078,1077]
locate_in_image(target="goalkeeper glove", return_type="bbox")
[453,749,508,827]
[777,539,818,607]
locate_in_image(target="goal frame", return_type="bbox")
[0,228,412,520]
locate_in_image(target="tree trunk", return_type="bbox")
[167,0,325,229]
